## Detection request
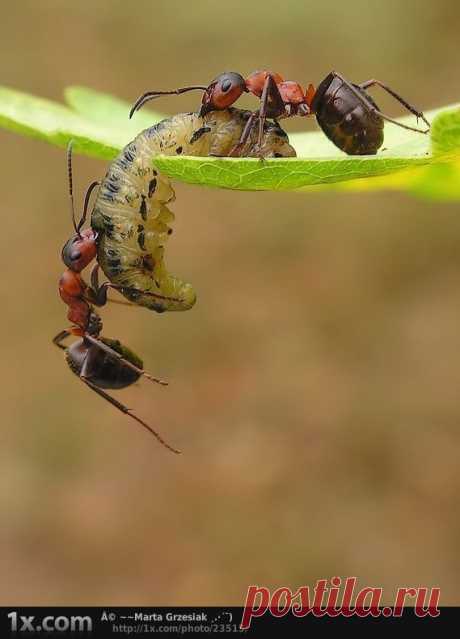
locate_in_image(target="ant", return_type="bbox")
[130,70,430,156]
[53,142,181,454]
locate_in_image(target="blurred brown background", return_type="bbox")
[1,0,459,606]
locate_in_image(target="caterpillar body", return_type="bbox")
[91,108,296,313]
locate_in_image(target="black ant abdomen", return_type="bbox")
[65,337,142,390]
[311,71,429,155]
[312,73,384,155]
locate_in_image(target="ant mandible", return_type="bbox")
[53,142,181,453]
[130,70,430,156]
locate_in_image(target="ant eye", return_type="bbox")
[70,251,81,261]
[221,79,232,92]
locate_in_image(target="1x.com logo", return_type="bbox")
[7,611,92,633]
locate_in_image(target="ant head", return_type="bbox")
[61,228,97,272]
[200,72,246,116]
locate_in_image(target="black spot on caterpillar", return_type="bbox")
[139,195,148,221]
[189,126,211,144]
[91,108,296,312]
[137,224,146,251]
[148,178,157,197]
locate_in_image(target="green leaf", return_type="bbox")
[153,153,432,191]
[0,85,120,159]
[154,105,460,192]
[64,85,165,144]
[0,83,459,199]
[430,106,460,157]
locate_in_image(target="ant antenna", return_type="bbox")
[77,180,100,234]
[67,140,81,238]
[129,86,208,119]
[67,141,100,236]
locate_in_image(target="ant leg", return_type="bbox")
[228,112,259,157]
[83,333,168,386]
[359,79,430,131]
[88,263,109,306]
[99,283,183,305]
[330,72,430,134]
[374,111,430,134]
[87,264,183,307]
[53,330,71,349]
[104,298,135,307]
[229,77,285,158]
[257,75,286,155]
[80,377,180,454]
[130,86,208,119]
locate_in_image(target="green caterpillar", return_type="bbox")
[91,108,296,313]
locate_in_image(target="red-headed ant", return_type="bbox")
[130,70,430,156]
[53,142,181,453]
